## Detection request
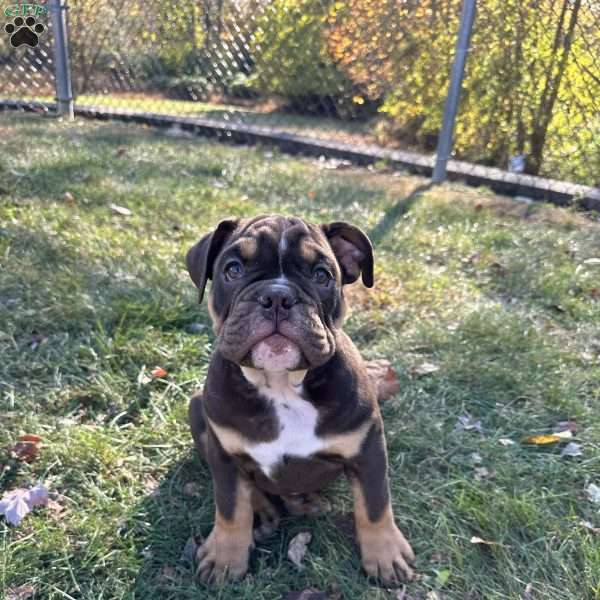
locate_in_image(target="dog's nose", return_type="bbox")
[257,285,298,311]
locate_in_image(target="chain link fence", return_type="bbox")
[1,0,599,190]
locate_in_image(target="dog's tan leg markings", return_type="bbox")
[347,422,414,584]
[351,479,415,584]
[196,476,254,583]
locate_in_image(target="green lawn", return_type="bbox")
[1,113,600,600]
[26,92,378,147]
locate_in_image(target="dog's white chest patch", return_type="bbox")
[241,368,325,478]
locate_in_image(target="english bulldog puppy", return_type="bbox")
[186,215,414,585]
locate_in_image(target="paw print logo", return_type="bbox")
[4,16,46,48]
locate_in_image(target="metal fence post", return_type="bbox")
[432,0,477,184]
[50,0,74,119]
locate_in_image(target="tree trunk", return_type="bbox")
[527,0,582,174]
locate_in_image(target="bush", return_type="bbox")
[248,0,370,117]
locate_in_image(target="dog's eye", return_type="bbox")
[313,267,331,285]
[224,261,244,281]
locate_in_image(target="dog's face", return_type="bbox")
[186,215,373,371]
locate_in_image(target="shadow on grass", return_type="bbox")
[128,450,214,599]
[368,183,433,245]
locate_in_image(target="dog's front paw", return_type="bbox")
[195,527,252,583]
[359,523,415,585]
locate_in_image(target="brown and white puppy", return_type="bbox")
[186,215,414,585]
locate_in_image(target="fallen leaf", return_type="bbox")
[287,531,312,568]
[28,333,48,350]
[283,589,327,600]
[520,583,533,600]
[470,536,501,546]
[0,492,29,526]
[473,467,491,481]
[522,431,572,445]
[434,568,451,587]
[109,203,133,216]
[454,414,483,434]
[498,438,516,446]
[586,483,600,503]
[115,147,127,157]
[10,434,42,462]
[580,520,600,534]
[365,359,400,402]
[6,585,35,600]
[561,442,583,457]
[63,191,75,204]
[0,484,49,526]
[553,420,577,434]
[409,362,440,377]
[151,366,168,378]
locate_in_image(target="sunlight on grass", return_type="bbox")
[1,114,599,599]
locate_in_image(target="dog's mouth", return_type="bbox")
[249,333,303,371]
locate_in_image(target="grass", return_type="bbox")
[24,92,379,148]
[1,113,599,600]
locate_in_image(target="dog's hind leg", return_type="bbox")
[251,487,280,542]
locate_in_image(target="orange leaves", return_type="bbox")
[151,366,168,378]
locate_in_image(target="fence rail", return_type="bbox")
[1,0,599,199]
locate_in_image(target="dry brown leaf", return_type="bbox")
[6,585,35,600]
[287,531,312,568]
[409,362,440,377]
[10,434,42,462]
[365,359,400,402]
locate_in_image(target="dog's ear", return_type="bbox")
[321,221,374,287]
[186,219,239,302]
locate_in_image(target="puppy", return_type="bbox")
[186,215,414,584]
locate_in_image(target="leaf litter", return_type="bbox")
[287,531,312,568]
[0,483,50,526]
